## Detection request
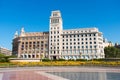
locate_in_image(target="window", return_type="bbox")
[78,46,80,48]
[74,35,76,37]
[94,42,96,44]
[82,42,84,44]
[77,35,79,37]
[53,13,58,16]
[90,46,92,48]
[63,47,64,49]
[66,43,68,45]
[66,35,68,38]
[70,39,72,41]
[74,46,76,49]
[78,42,80,44]
[74,39,76,41]
[81,38,84,41]
[66,46,68,49]
[90,42,92,44]
[86,46,88,48]
[82,46,84,48]
[94,46,97,49]
[90,38,92,40]
[89,34,91,36]
[86,42,88,44]
[74,42,76,45]
[94,34,96,36]
[94,38,96,40]
[86,38,87,40]
[81,35,83,37]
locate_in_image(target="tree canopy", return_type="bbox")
[104,46,120,58]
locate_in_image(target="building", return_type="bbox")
[12,28,49,59]
[49,10,105,60]
[115,43,120,49]
[12,10,105,60]
[0,47,12,56]
[103,38,113,47]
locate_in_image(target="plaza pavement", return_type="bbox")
[0,67,120,80]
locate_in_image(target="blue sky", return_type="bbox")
[0,0,120,50]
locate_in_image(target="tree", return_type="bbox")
[104,46,120,58]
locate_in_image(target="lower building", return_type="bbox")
[0,47,12,56]
[12,28,49,59]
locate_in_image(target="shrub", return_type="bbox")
[76,59,87,61]
[42,58,51,62]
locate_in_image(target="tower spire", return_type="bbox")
[14,31,18,38]
[20,27,25,36]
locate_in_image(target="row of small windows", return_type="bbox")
[51,39,59,42]
[62,38,96,41]
[62,46,97,49]
[51,43,59,46]
[51,27,59,30]
[50,45,97,50]
[22,41,45,44]
[62,34,96,38]
[51,36,59,38]
[63,30,91,34]
[51,19,59,23]
[22,36,47,40]
[51,31,59,34]
[62,42,96,45]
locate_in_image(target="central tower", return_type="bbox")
[49,10,63,60]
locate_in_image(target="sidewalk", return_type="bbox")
[2,71,52,80]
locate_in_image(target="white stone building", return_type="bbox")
[49,10,105,60]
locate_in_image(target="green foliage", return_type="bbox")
[104,46,120,58]
[0,53,5,58]
[0,53,10,62]
[76,59,87,61]
[42,58,51,62]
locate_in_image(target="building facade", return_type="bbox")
[49,10,105,60]
[12,28,49,59]
[0,47,12,56]
[12,10,105,60]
